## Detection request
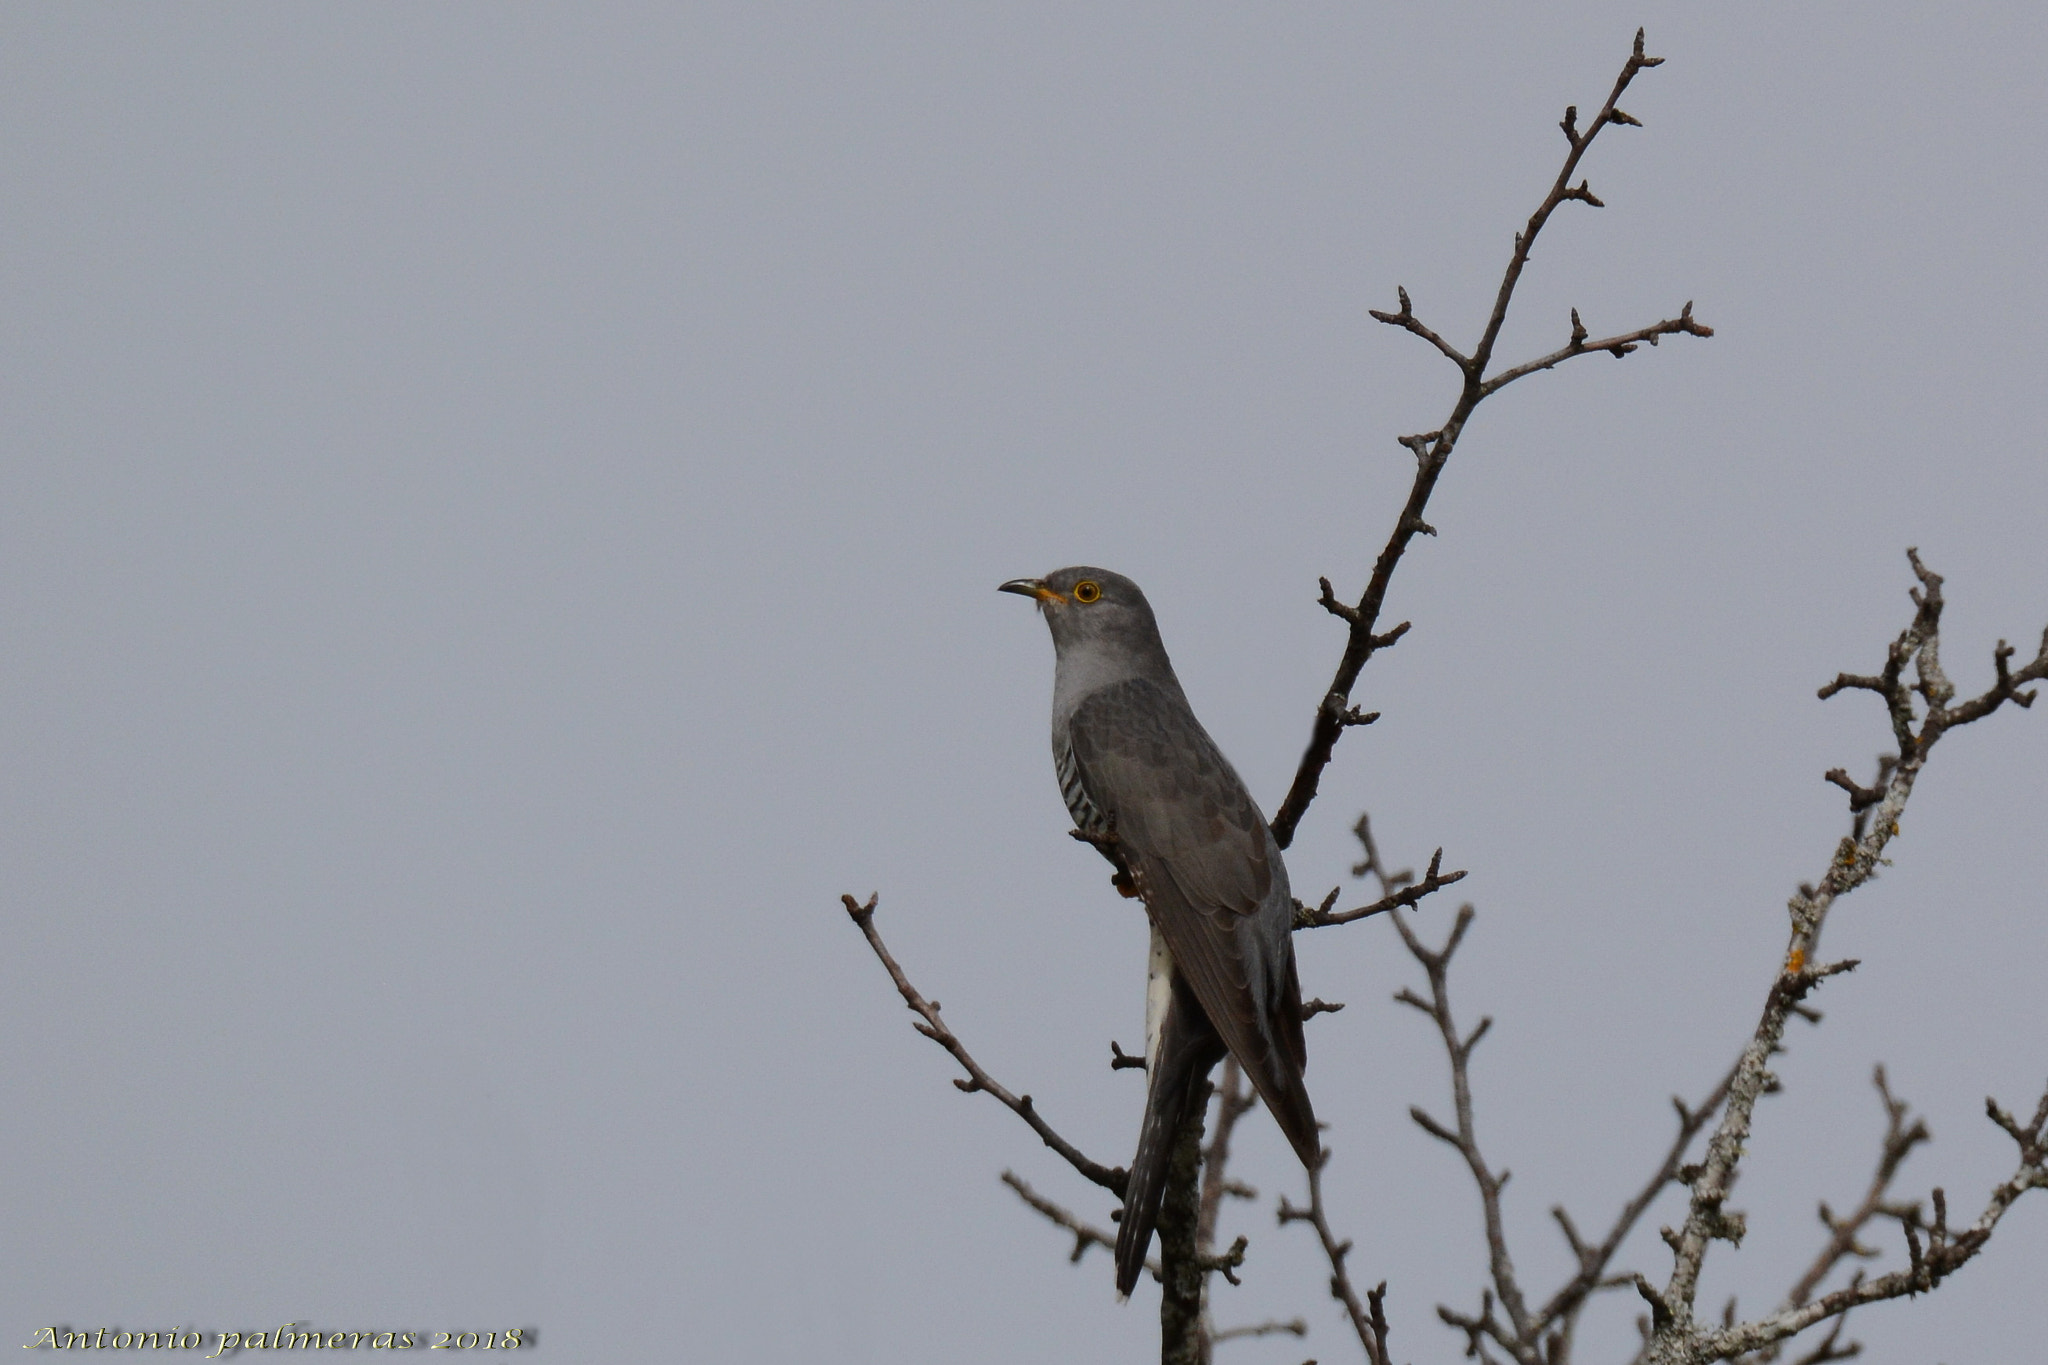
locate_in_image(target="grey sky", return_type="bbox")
[3,5,2043,1361]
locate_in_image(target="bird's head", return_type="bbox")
[999,567,1164,655]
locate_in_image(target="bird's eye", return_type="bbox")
[1072,580,1102,604]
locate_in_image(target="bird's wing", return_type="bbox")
[1068,679,1316,1164]
[1065,677,1269,914]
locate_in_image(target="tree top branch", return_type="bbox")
[1272,27,1708,848]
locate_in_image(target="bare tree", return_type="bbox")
[843,28,2047,1365]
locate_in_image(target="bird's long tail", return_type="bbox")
[1115,974,1224,1298]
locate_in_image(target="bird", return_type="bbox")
[1001,566,1318,1297]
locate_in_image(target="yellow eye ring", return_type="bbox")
[1072,580,1101,604]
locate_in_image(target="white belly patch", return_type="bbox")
[1145,924,1172,1073]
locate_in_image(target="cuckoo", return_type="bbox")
[1001,567,1318,1297]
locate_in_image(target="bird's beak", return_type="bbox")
[999,577,1065,604]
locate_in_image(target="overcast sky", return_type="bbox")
[3,5,2044,1362]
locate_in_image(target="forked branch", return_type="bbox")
[1296,847,1468,929]
[1001,1169,1132,1269]
[1278,1156,1394,1365]
[1637,558,2048,1364]
[1689,1082,2047,1361]
[1729,1067,1931,1364]
[1534,1066,1737,1359]
[1270,27,1711,848]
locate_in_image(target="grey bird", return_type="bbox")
[1001,567,1318,1297]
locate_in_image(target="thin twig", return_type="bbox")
[1190,1032,1277,1357]
[1198,1058,1260,1258]
[1783,1068,1930,1314]
[1783,1305,1862,1365]
[1272,811,1409,1365]
[843,894,1125,1194]
[1210,1317,1308,1344]
[1357,801,1750,1365]
[1001,1170,1142,1270]
[1278,1154,1392,1365]
[1396,904,1535,1362]
[1478,302,1712,397]
[1295,847,1468,929]
[1347,807,1542,1365]
[1368,285,1472,368]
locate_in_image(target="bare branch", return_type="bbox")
[1210,1317,1307,1345]
[1278,1155,1393,1365]
[1270,27,1707,848]
[1720,1070,1930,1365]
[1335,813,1538,1363]
[1368,284,1473,369]
[1393,903,1536,1358]
[1479,302,1713,398]
[1640,558,2048,1363]
[1783,1306,1861,1365]
[1792,552,2048,975]
[1269,857,1400,1365]
[843,894,1125,1194]
[1001,1170,1141,1270]
[1349,810,1751,1365]
[1469,27,1670,388]
[1351,813,1415,886]
[1186,1059,1272,1360]
[1296,847,1468,928]
[1197,1059,1259,1259]
[1318,576,1363,624]
[1685,1079,2047,1359]
[1781,1068,1930,1314]
[1650,958,1861,1327]
[1533,1064,1737,1351]
[1440,1290,1520,1365]
[1200,1235,1250,1287]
